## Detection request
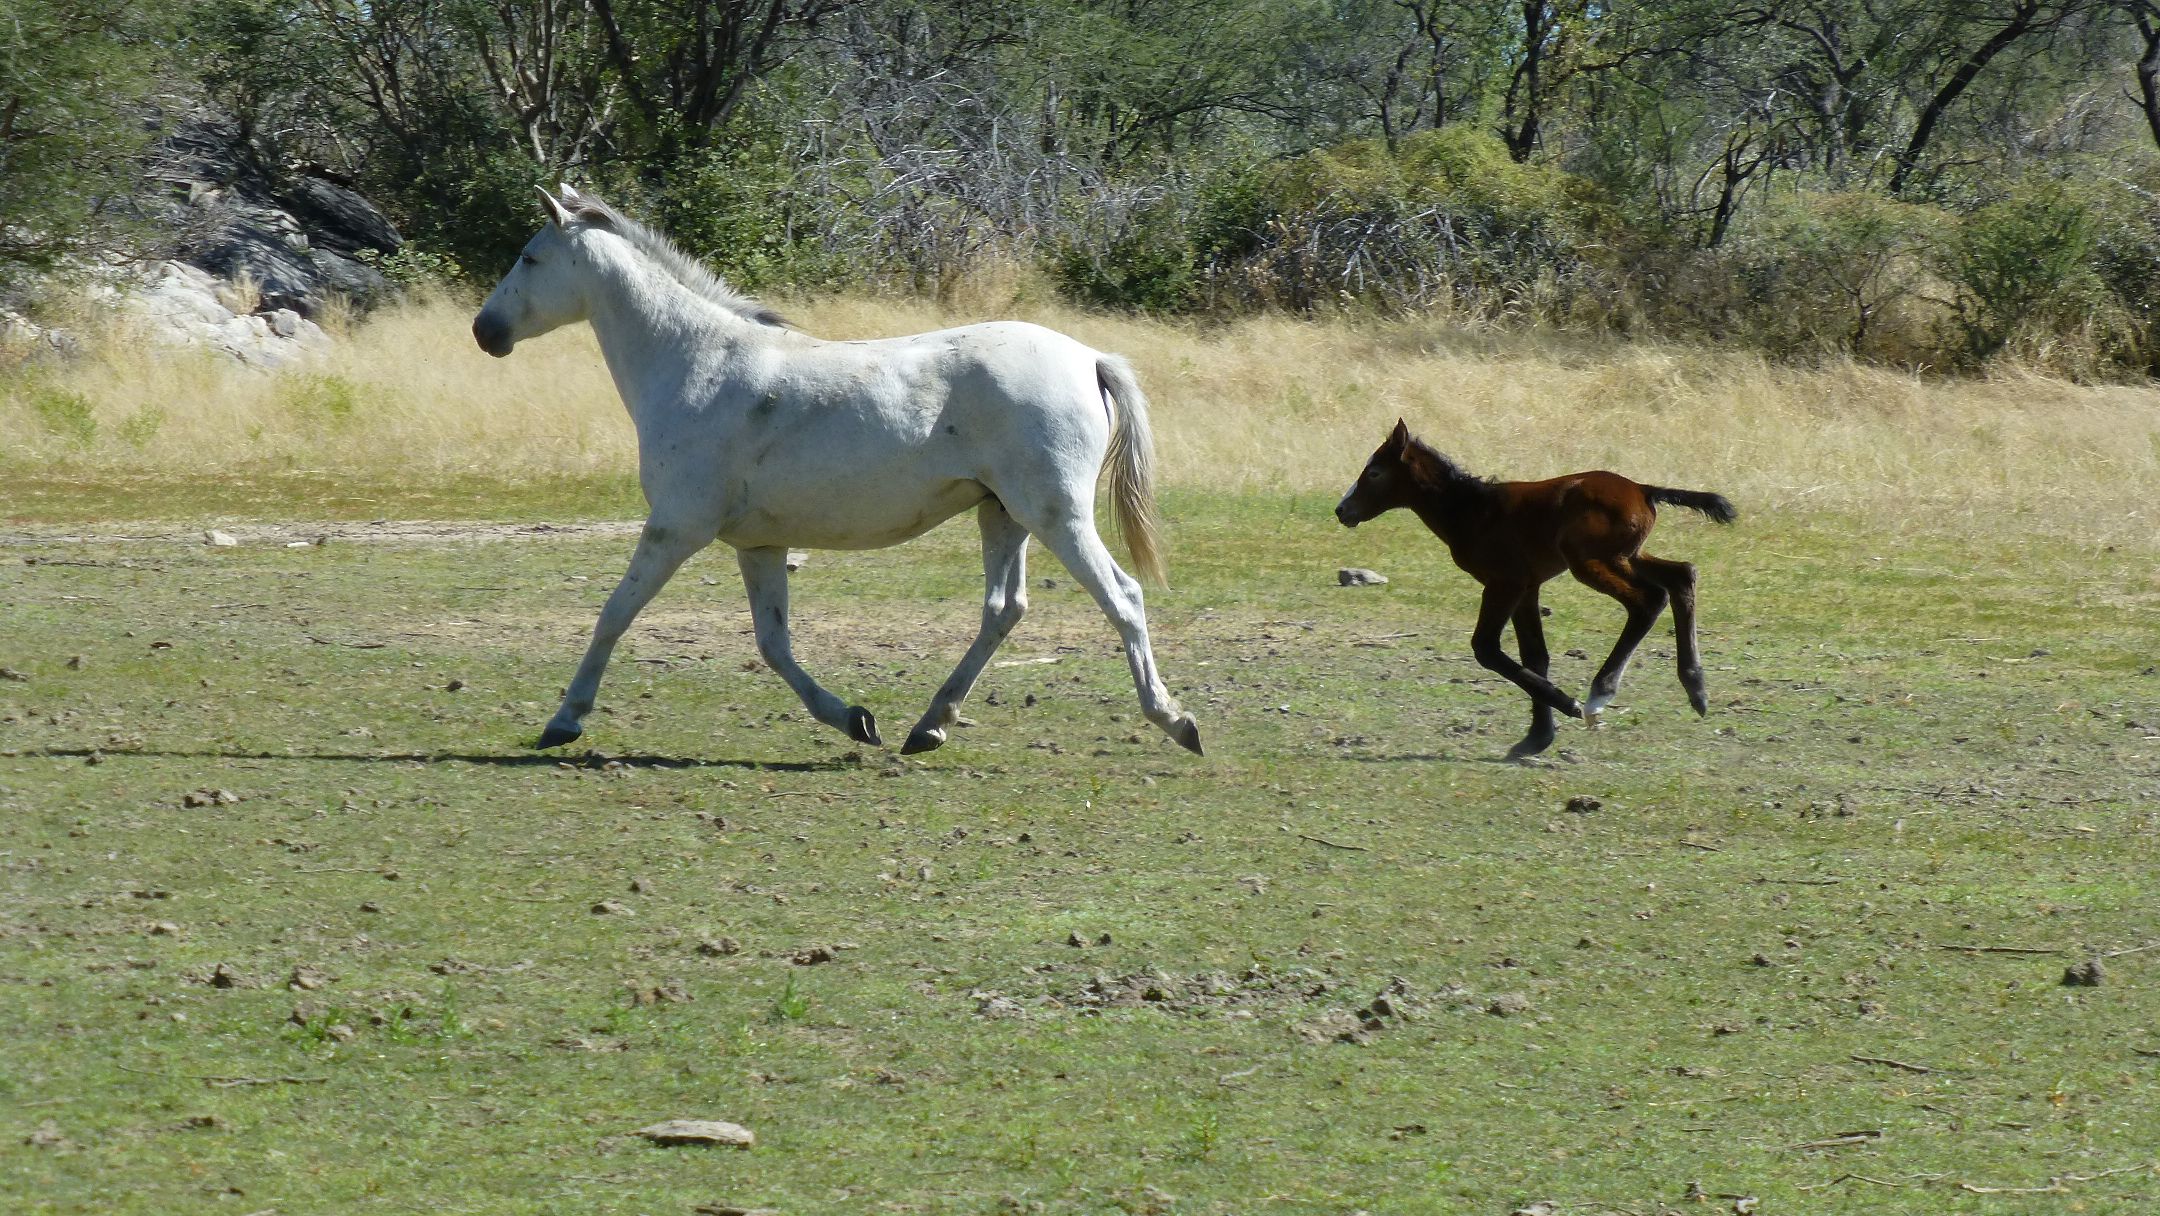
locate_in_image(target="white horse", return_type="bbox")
[471,185,1203,756]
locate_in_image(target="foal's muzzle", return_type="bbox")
[1334,498,1362,528]
[471,314,514,358]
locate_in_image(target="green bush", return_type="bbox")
[1723,193,1947,363]
[1049,206,1198,313]
[30,385,98,446]
[1939,182,2096,362]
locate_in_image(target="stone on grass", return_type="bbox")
[635,1119,755,1148]
[2062,957,2106,987]
[204,529,238,547]
[1337,567,1389,587]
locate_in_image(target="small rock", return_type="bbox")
[1486,992,1531,1017]
[288,966,331,991]
[208,962,247,989]
[148,921,181,936]
[696,937,742,957]
[204,529,238,547]
[65,655,85,669]
[2062,958,2106,987]
[1066,931,1089,948]
[790,945,837,966]
[324,1023,357,1042]
[784,550,809,571]
[629,876,654,894]
[445,678,466,692]
[635,1119,755,1148]
[181,788,241,808]
[1337,567,1389,587]
[591,900,635,916]
[0,667,29,682]
[1565,795,1602,814]
[23,1121,73,1149]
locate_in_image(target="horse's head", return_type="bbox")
[472,186,601,357]
[1335,418,1421,527]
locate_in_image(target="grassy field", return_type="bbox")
[4,299,2159,1213]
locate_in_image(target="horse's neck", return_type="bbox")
[585,270,757,419]
[1407,472,1491,546]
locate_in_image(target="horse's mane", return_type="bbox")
[1403,434,1493,492]
[566,196,788,329]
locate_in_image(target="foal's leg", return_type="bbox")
[1569,557,1669,718]
[538,520,710,748]
[736,546,882,746]
[901,500,1031,755]
[1471,582,1585,720]
[1506,594,1559,760]
[1636,554,1708,715]
[1028,511,1203,755]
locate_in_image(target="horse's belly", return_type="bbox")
[713,477,989,551]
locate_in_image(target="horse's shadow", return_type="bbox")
[25,746,851,774]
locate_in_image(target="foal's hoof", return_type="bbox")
[846,706,883,746]
[1556,698,1586,720]
[1687,688,1710,717]
[900,725,947,755]
[534,721,583,749]
[1506,732,1557,762]
[1169,715,1204,756]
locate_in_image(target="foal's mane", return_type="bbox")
[566,196,787,329]
[1401,434,1493,494]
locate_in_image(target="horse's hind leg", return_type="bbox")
[736,546,882,746]
[1636,554,1707,715]
[539,521,710,748]
[902,500,1031,755]
[1027,511,1202,755]
[1569,556,1668,718]
[1506,594,1559,760]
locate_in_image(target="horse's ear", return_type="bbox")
[1388,418,1411,448]
[537,186,571,228]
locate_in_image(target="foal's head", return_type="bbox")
[1336,418,1456,527]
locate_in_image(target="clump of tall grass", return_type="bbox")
[3,287,2156,548]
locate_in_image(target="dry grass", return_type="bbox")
[5,289,2157,547]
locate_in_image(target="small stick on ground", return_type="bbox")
[2103,941,2160,959]
[1782,1129,1884,1152]
[1851,1054,1935,1074]
[1955,1163,2155,1195]
[1297,833,1371,851]
[1798,1174,1908,1191]
[1934,943,2061,955]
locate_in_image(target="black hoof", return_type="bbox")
[1687,689,1709,717]
[900,726,946,755]
[847,706,882,746]
[1555,698,1585,720]
[535,722,582,749]
[1170,716,1204,756]
[1506,732,1556,761]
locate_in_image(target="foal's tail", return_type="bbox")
[1644,484,1739,525]
[1096,354,1170,588]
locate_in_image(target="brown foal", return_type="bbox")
[1335,420,1736,760]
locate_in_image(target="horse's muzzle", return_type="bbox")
[471,314,514,358]
[1334,499,1362,528]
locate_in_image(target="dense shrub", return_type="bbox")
[1721,194,1948,365]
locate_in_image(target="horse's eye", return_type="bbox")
[520,253,538,266]
[1363,467,1381,483]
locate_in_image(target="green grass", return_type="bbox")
[3,489,2157,1214]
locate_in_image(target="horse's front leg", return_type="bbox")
[538,521,709,748]
[902,500,1030,755]
[736,546,882,746]
[1469,581,1584,722]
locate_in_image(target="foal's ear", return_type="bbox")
[1388,417,1411,448]
[537,186,571,228]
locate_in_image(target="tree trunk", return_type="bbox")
[1888,0,2043,195]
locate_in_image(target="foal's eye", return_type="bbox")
[520,253,538,266]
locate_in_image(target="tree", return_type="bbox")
[0,0,177,281]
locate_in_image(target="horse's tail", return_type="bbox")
[1096,354,1169,588]
[1644,484,1739,525]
